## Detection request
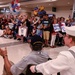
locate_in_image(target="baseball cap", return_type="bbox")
[29,35,43,46]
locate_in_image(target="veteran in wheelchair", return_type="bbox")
[0,35,51,75]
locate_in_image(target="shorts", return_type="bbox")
[43,31,50,40]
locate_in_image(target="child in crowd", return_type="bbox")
[17,22,28,42]
[36,20,43,37]
[50,19,60,48]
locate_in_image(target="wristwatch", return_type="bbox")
[35,66,37,73]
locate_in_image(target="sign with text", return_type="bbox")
[18,26,27,37]
[53,24,60,32]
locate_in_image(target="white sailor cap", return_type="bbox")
[65,26,75,36]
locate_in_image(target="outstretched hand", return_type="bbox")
[0,48,7,57]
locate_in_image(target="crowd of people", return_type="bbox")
[0,12,75,75]
[0,13,75,48]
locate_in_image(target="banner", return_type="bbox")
[61,26,66,32]
[18,26,27,37]
[61,22,66,32]
[53,24,60,32]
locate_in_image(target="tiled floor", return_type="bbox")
[0,37,68,75]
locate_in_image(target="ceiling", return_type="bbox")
[0,0,73,10]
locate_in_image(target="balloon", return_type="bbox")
[38,10,46,15]
[42,10,46,15]
[34,7,38,10]
[39,6,44,11]
[33,6,46,16]
[33,11,38,16]
[38,11,42,15]
[38,10,46,18]
[18,3,20,6]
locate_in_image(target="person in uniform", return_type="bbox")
[30,26,75,75]
[0,35,50,75]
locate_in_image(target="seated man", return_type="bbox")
[0,35,50,75]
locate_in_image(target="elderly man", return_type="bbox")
[0,35,50,75]
[30,26,75,75]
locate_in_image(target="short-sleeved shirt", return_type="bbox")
[10,50,50,75]
[42,19,50,31]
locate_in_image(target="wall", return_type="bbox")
[21,6,73,19]
[46,6,72,19]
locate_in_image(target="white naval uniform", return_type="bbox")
[36,46,75,75]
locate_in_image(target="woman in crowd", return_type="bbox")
[50,19,60,48]
[36,19,43,37]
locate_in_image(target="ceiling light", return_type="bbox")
[0,4,9,7]
[50,0,57,1]
[46,0,57,1]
